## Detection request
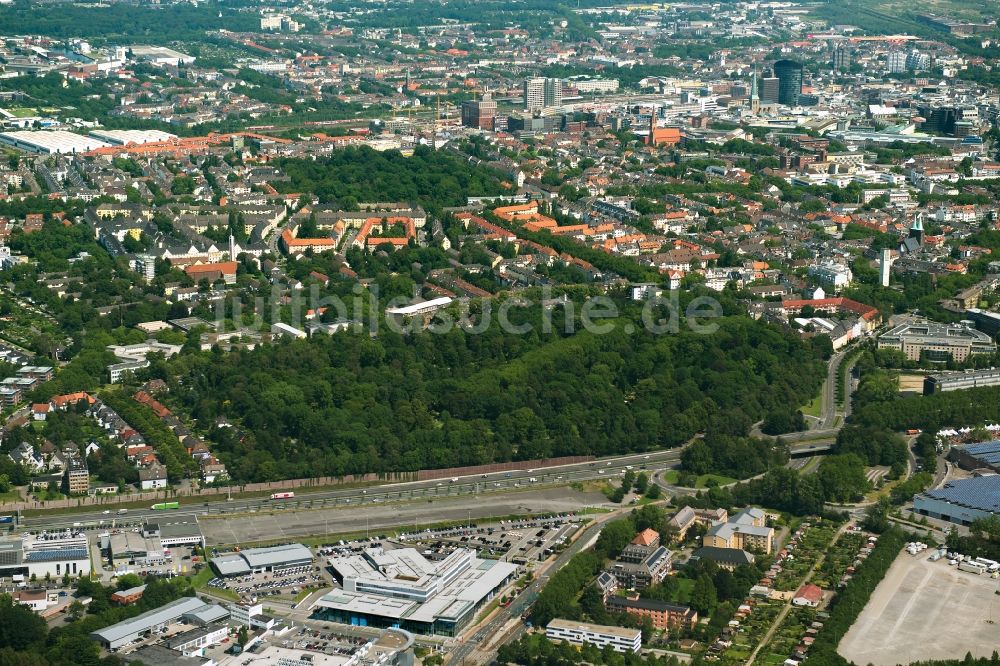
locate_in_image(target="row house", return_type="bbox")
[139,462,168,490]
[133,391,228,484]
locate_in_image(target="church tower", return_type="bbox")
[749,67,761,114]
[909,215,924,246]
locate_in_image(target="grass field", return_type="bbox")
[661,470,738,488]
[801,395,823,418]
[3,107,39,118]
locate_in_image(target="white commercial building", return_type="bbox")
[545,619,642,653]
[270,322,308,339]
[89,129,177,145]
[164,623,229,656]
[228,602,265,627]
[211,543,313,577]
[0,533,92,580]
[0,130,110,154]
[312,547,517,636]
[107,340,183,383]
[808,262,853,292]
[572,78,620,94]
[127,46,195,66]
[385,297,453,317]
[242,644,380,666]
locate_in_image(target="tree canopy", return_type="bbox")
[156,314,825,482]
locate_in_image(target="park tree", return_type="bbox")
[0,595,47,650]
[690,574,718,613]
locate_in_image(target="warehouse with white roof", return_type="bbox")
[89,129,177,145]
[0,130,110,154]
[210,543,313,577]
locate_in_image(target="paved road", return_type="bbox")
[841,351,860,420]
[755,350,854,439]
[819,349,845,429]
[19,450,681,532]
[448,508,624,665]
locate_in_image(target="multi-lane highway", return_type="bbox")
[18,450,682,532]
[19,438,843,535]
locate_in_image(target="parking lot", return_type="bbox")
[312,514,581,566]
[205,563,327,603]
[397,515,581,564]
[276,625,371,655]
[838,551,1000,665]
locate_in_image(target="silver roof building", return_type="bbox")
[211,543,313,577]
[89,597,227,649]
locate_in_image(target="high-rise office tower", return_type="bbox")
[886,51,907,73]
[461,93,497,130]
[524,78,546,112]
[833,46,851,71]
[758,69,779,104]
[906,49,930,71]
[524,77,562,112]
[774,59,803,106]
[544,78,562,108]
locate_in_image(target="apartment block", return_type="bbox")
[546,619,641,653]
[703,508,774,554]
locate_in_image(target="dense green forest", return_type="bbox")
[851,384,1000,433]
[149,313,825,482]
[317,0,597,40]
[0,2,258,42]
[680,433,789,479]
[273,146,509,214]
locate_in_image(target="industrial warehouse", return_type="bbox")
[913,475,1000,525]
[310,546,518,636]
[948,441,1000,474]
[89,596,229,650]
[210,543,314,577]
[87,129,177,145]
[0,129,111,154]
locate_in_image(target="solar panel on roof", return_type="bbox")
[25,548,87,562]
[966,441,1000,454]
[925,476,1000,512]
